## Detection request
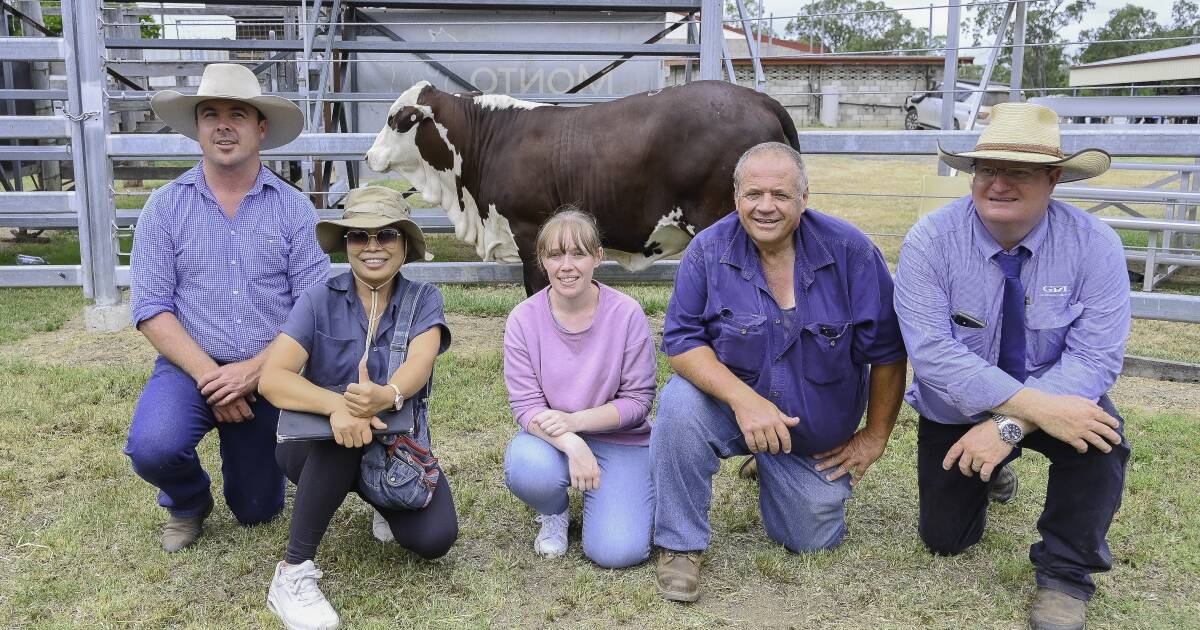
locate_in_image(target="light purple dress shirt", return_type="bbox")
[130,163,330,363]
[894,195,1131,425]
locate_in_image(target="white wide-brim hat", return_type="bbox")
[150,63,305,150]
[937,102,1111,183]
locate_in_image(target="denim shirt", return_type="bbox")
[662,211,906,455]
[895,196,1131,425]
[280,272,452,390]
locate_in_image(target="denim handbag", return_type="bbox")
[359,280,442,511]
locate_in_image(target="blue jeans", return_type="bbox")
[651,376,852,553]
[504,431,654,569]
[124,356,285,524]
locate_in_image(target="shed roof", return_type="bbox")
[1069,43,1200,87]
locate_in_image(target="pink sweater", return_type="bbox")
[503,282,657,446]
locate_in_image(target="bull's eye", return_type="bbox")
[409,114,418,122]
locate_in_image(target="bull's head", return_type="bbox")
[365,81,435,174]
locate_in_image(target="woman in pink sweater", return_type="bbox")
[503,209,657,568]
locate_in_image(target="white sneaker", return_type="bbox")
[533,510,569,558]
[371,509,394,543]
[267,560,340,630]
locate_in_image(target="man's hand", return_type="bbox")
[532,409,579,437]
[198,359,261,407]
[563,435,601,491]
[212,396,255,423]
[731,393,800,454]
[1028,394,1122,454]
[942,420,1014,482]
[330,405,387,448]
[814,428,888,486]
[344,360,394,418]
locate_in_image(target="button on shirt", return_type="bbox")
[894,196,1131,425]
[130,163,330,363]
[661,211,906,455]
[280,273,451,389]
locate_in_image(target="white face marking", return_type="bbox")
[605,207,693,272]
[471,94,546,111]
[364,81,521,263]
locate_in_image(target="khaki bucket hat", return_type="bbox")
[316,186,430,263]
[937,102,1111,183]
[151,63,305,150]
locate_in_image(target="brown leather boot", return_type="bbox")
[162,500,213,553]
[1028,587,1086,630]
[738,456,758,481]
[656,550,701,603]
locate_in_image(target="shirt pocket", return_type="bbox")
[1027,301,1084,366]
[306,331,362,389]
[950,307,990,357]
[249,228,289,280]
[800,321,852,384]
[712,308,769,383]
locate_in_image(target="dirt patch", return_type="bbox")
[1111,375,1200,416]
[0,313,510,368]
[0,314,154,368]
[445,313,505,356]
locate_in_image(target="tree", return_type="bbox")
[724,0,778,37]
[969,0,1093,94]
[1078,0,1200,65]
[1079,6,1173,63]
[783,0,938,54]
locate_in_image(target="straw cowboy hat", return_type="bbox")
[938,102,1110,183]
[151,63,305,150]
[316,186,432,263]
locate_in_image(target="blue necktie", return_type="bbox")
[994,249,1029,383]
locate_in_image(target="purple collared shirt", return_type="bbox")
[662,211,906,455]
[894,196,1131,425]
[130,163,330,363]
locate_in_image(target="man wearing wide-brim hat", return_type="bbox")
[126,63,329,554]
[894,102,1131,629]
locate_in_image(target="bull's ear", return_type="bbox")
[388,107,424,134]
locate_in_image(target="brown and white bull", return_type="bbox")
[365,80,801,295]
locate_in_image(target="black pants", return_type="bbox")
[917,396,1129,601]
[276,439,458,564]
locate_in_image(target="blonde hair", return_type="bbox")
[535,207,603,264]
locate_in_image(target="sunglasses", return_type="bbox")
[344,228,402,249]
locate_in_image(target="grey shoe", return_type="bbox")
[989,465,1019,504]
[162,500,213,553]
[1029,587,1086,630]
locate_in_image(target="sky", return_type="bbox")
[757,0,1179,45]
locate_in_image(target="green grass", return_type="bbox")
[0,287,88,345]
[0,346,1197,627]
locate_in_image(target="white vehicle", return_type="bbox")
[903,82,1014,130]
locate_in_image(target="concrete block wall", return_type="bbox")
[668,62,943,129]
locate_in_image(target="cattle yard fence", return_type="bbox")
[0,0,1198,329]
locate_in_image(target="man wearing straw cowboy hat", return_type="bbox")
[894,103,1131,629]
[126,63,329,552]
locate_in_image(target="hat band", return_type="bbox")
[974,142,1065,158]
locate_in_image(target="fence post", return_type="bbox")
[937,0,961,176]
[62,0,127,329]
[699,0,722,81]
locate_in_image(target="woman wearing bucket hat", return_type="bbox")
[259,186,456,630]
[894,103,1131,630]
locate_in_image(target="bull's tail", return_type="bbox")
[773,100,802,153]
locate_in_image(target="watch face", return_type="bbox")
[999,422,1023,444]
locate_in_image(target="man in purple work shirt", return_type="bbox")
[652,142,908,602]
[126,64,328,552]
[894,103,1130,630]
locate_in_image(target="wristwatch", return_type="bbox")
[387,384,404,411]
[992,414,1024,445]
